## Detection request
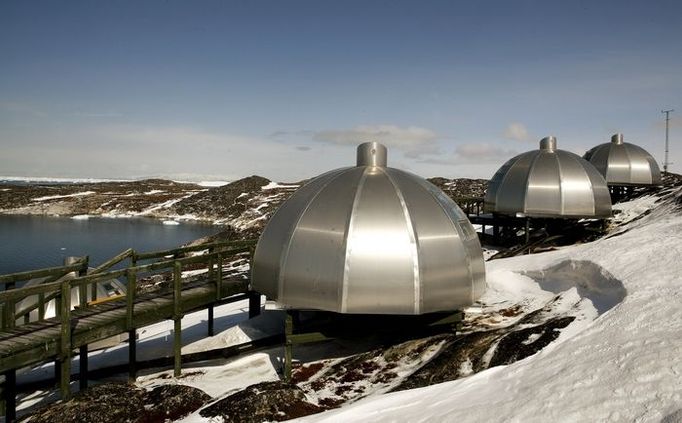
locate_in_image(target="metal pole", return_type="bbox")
[662,109,674,175]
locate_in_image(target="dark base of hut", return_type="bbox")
[467,213,609,261]
[281,309,464,381]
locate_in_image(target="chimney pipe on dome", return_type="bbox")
[356,142,387,167]
[539,136,557,152]
[611,133,624,145]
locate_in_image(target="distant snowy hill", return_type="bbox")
[0,176,487,239]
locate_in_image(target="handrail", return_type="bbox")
[90,248,134,274]
[0,259,87,285]
[0,245,252,303]
[133,239,256,262]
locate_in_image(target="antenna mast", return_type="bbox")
[662,109,674,175]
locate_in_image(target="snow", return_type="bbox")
[71,214,91,220]
[0,176,129,184]
[144,189,165,195]
[196,180,230,187]
[261,181,300,190]
[141,191,198,214]
[31,191,96,201]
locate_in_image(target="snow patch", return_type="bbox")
[261,182,300,190]
[71,214,91,220]
[32,191,96,201]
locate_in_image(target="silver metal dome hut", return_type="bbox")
[485,136,612,218]
[252,142,485,315]
[583,133,661,186]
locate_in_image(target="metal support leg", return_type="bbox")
[79,345,88,391]
[54,360,61,388]
[207,305,214,337]
[248,291,261,318]
[174,318,182,377]
[3,369,16,422]
[128,329,137,381]
[525,218,530,243]
[284,311,293,382]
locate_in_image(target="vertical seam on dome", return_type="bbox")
[411,173,477,307]
[554,152,564,215]
[623,144,634,184]
[524,152,543,215]
[340,167,369,313]
[382,168,421,314]
[276,168,350,304]
[570,152,596,215]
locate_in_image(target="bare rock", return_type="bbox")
[23,382,211,423]
[199,381,325,423]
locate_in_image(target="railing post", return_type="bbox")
[38,292,45,321]
[173,262,182,377]
[127,268,137,381]
[59,279,72,401]
[77,258,88,392]
[3,282,15,330]
[215,253,223,300]
[207,247,215,281]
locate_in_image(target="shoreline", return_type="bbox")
[0,208,225,225]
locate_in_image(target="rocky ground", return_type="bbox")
[22,382,211,423]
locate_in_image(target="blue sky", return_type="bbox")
[1,0,680,181]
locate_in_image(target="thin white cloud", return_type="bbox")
[72,111,123,118]
[417,143,518,165]
[313,124,441,158]
[0,101,46,117]
[503,122,531,142]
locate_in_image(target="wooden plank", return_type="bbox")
[87,294,125,306]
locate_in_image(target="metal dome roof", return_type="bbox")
[583,133,661,186]
[485,137,612,218]
[252,142,485,315]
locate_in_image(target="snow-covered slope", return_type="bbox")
[298,191,682,422]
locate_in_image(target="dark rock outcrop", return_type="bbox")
[23,382,210,423]
[199,381,325,423]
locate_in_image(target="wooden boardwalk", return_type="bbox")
[0,240,259,422]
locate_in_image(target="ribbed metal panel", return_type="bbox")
[252,142,486,315]
[583,133,662,186]
[485,137,612,218]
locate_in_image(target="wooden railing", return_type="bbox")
[0,239,255,329]
[0,239,257,419]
